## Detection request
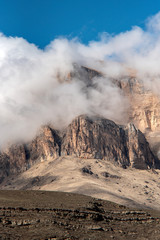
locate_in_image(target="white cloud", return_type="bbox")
[1,12,160,146]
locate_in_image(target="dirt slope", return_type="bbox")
[1,156,160,211]
[0,190,160,240]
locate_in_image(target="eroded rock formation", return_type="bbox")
[0,115,159,182]
[61,115,159,169]
[61,115,129,166]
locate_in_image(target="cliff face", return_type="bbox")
[0,115,159,182]
[0,126,61,183]
[61,116,129,166]
[71,66,160,135]
[61,115,159,169]
[126,123,158,169]
[120,78,160,133]
[72,66,160,135]
[24,126,60,164]
[1,66,160,182]
[119,77,160,158]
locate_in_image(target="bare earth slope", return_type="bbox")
[0,190,160,240]
[1,156,160,211]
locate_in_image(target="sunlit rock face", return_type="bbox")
[61,115,130,166]
[119,77,160,133]
[118,77,160,157]
[24,126,61,164]
[0,114,159,183]
[61,115,159,169]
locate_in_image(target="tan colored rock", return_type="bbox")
[0,126,61,182]
[119,77,160,133]
[61,115,159,169]
[125,123,159,169]
[0,66,160,182]
[61,115,129,167]
[0,114,158,182]
[119,77,160,157]
[24,126,60,164]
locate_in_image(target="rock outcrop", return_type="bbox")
[119,77,160,133]
[126,123,159,169]
[24,126,60,164]
[61,116,129,167]
[61,115,159,169]
[118,77,160,158]
[0,115,159,182]
[0,126,61,183]
[73,66,160,137]
[1,66,160,181]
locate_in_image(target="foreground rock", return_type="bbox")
[0,190,159,240]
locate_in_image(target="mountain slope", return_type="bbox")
[1,190,160,240]
[1,156,160,211]
[0,115,159,184]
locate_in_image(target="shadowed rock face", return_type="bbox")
[0,145,27,183]
[0,115,159,182]
[126,123,159,169]
[24,126,61,164]
[0,126,61,183]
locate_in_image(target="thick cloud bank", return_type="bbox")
[0,12,160,147]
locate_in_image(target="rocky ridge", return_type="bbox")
[0,115,159,183]
[72,66,160,158]
[1,65,160,183]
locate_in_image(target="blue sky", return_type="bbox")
[0,0,160,48]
